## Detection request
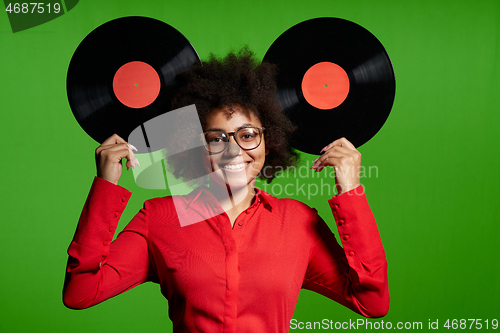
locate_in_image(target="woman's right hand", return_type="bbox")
[95,134,140,185]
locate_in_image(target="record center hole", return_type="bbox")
[135,83,139,87]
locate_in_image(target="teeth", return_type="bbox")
[222,163,246,170]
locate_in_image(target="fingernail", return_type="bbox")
[127,143,138,152]
[133,159,140,168]
[320,146,328,153]
[313,157,319,163]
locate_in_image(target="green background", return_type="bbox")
[1,0,499,332]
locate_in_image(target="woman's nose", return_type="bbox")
[224,136,241,157]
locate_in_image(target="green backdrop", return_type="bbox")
[1,0,499,332]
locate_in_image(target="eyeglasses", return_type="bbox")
[203,126,265,154]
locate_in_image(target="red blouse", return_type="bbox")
[63,177,389,332]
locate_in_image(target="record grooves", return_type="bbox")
[264,17,395,154]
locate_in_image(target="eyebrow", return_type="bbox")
[205,123,255,132]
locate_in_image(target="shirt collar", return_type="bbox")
[254,187,274,211]
[185,186,274,211]
[185,185,215,210]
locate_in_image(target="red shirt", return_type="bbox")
[63,177,389,332]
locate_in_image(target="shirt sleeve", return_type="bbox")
[63,177,153,309]
[302,186,390,317]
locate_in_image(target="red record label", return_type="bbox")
[301,62,349,110]
[113,61,161,109]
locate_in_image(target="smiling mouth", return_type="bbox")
[220,162,250,170]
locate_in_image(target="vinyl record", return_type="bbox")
[67,16,201,143]
[263,17,395,154]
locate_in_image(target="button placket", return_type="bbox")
[233,197,261,246]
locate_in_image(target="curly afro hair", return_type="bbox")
[168,47,299,185]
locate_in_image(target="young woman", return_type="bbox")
[63,49,389,332]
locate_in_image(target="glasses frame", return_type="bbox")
[202,126,265,154]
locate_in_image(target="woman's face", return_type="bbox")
[202,105,267,190]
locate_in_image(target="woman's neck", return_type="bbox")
[207,179,256,214]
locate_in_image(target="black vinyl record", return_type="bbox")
[67,16,200,143]
[263,17,395,154]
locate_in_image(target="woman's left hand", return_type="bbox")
[311,137,361,195]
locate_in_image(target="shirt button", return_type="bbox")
[103,240,109,246]
[246,210,251,214]
[333,204,340,211]
[343,235,350,241]
[238,221,243,226]
[121,197,126,203]
[337,220,344,226]
[349,251,355,256]
[109,227,114,232]
[114,211,119,217]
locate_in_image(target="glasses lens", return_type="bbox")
[205,131,227,153]
[236,127,261,150]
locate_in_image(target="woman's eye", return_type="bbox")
[239,132,256,140]
[206,132,226,143]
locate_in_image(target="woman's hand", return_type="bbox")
[311,137,361,195]
[95,134,140,185]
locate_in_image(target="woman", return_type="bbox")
[63,49,389,332]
